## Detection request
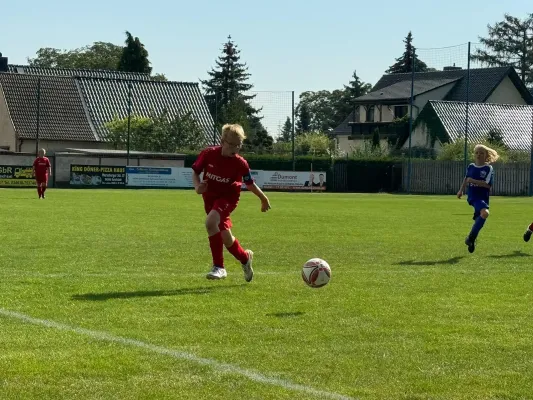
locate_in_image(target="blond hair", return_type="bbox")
[221,124,246,142]
[474,144,499,163]
[38,148,46,157]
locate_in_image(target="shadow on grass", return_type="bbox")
[487,250,531,259]
[71,284,246,301]
[395,256,464,266]
[266,311,305,318]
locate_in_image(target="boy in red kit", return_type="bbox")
[33,148,52,199]
[192,124,271,281]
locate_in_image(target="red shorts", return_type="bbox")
[36,176,48,185]
[204,197,237,231]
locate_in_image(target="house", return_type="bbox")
[330,66,533,154]
[408,100,533,152]
[0,59,216,153]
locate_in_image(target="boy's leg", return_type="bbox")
[36,181,42,198]
[222,229,253,282]
[466,201,488,253]
[523,222,533,242]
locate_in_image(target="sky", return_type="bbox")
[2,0,531,135]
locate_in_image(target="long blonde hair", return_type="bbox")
[474,144,499,163]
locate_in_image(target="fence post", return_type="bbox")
[126,83,132,166]
[464,42,471,173]
[529,106,533,196]
[407,48,416,193]
[292,91,295,171]
[35,77,41,156]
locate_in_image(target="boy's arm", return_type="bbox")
[467,178,491,189]
[247,183,271,212]
[48,160,52,176]
[192,172,207,194]
[457,177,467,198]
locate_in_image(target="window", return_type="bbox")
[394,105,408,119]
[366,106,375,122]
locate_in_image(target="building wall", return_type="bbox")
[0,87,16,151]
[20,140,111,154]
[486,76,528,105]
[0,153,185,184]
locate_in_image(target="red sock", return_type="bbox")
[227,239,249,264]
[208,232,224,267]
[528,223,533,231]
[37,186,42,197]
[42,186,47,195]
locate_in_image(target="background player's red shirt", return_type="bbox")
[33,157,51,179]
[191,146,254,203]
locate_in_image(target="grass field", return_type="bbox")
[1,188,533,400]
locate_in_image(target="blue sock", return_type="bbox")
[469,216,486,239]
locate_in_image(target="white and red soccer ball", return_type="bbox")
[302,258,331,288]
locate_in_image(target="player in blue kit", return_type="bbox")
[457,144,499,253]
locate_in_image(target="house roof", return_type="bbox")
[353,78,460,103]
[331,66,533,136]
[77,77,215,143]
[0,68,216,146]
[0,73,97,141]
[8,64,151,80]
[371,66,533,104]
[413,100,533,151]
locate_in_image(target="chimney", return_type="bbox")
[0,53,7,72]
[443,63,462,71]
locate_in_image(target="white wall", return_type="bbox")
[486,76,528,105]
[20,140,111,154]
[0,87,16,151]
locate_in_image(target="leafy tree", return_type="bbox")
[296,102,312,133]
[372,128,381,150]
[105,111,204,152]
[118,31,152,74]
[472,13,533,86]
[28,42,122,70]
[386,31,429,74]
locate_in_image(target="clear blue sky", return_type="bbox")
[2,0,531,133]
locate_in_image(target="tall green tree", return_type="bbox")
[386,31,429,74]
[472,13,533,86]
[28,42,123,70]
[201,36,273,149]
[296,102,312,133]
[278,117,293,142]
[118,31,152,73]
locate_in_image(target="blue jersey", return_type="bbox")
[465,163,493,204]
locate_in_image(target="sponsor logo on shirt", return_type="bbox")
[205,171,230,183]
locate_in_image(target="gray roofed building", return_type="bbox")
[405,100,533,151]
[330,66,533,155]
[8,64,151,80]
[0,64,216,153]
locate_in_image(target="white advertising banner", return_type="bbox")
[126,166,196,188]
[261,170,327,191]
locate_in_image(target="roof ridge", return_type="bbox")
[8,64,150,75]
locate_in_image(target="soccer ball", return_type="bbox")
[302,258,331,288]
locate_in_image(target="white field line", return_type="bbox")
[0,308,356,400]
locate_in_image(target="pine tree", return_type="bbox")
[386,31,429,74]
[278,117,293,142]
[118,31,152,73]
[296,103,311,134]
[201,37,263,130]
[472,13,533,86]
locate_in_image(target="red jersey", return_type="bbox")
[191,146,254,203]
[33,157,51,178]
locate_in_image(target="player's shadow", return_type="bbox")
[395,256,464,266]
[266,311,305,318]
[487,250,531,259]
[71,284,246,301]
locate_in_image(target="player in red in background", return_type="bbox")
[33,148,52,199]
[192,123,271,281]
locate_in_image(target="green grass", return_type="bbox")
[1,189,533,400]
